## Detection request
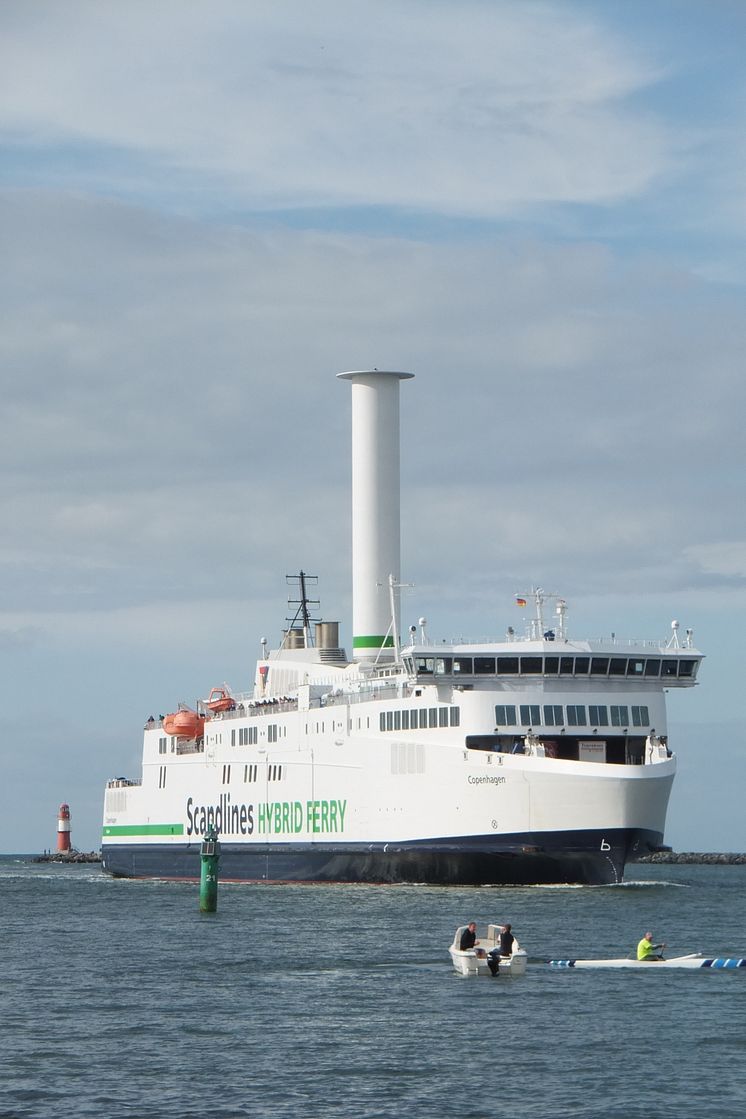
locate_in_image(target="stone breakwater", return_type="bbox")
[636,852,746,865]
[33,850,101,864]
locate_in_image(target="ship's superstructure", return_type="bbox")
[101,371,702,884]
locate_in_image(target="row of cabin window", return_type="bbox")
[226,763,281,783]
[411,655,697,679]
[233,727,259,746]
[495,703,650,728]
[379,706,461,732]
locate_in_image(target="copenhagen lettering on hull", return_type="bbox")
[185,794,347,838]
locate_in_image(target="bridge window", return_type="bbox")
[475,656,496,674]
[678,659,697,678]
[495,705,517,726]
[591,658,609,676]
[435,657,452,674]
[631,705,649,726]
[520,704,541,726]
[628,659,645,676]
[588,705,609,727]
[453,657,472,674]
[520,657,542,674]
[610,705,629,727]
[416,657,435,675]
[644,659,661,677]
[559,657,574,674]
[497,656,519,674]
[544,656,559,675]
[661,660,678,678]
[609,658,627,676]
[567,705,587,726]
[543,704,563,726]
[574,657,590,674]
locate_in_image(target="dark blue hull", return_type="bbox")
[101,828,662,885]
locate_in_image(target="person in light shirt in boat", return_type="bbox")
[637,931,666,961]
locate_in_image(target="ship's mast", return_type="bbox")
[285,570,320,649]
[515,587,568,641]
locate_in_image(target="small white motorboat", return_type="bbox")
[550,953,746,970]
[449,924,528,977]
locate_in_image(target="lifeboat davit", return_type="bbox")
[162,707,205,739]
[205,686,235,713]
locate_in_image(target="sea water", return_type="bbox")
[2,858,745,1119]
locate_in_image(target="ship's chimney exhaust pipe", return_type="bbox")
[338,370,414,661]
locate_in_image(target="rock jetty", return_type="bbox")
[33,850,101,864]
[636,852,746,865]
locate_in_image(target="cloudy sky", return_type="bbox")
[2,0,744,853]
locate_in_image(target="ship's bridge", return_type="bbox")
[401,643,702,687]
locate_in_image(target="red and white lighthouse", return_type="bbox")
[57,803,72,852]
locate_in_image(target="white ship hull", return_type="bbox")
[102,704,675,884]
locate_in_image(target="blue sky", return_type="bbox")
[1,0,744,852]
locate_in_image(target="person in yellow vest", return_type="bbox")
[637,931,665,961]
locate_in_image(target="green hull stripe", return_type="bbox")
[102,824,184,837]
[353,634,395,649]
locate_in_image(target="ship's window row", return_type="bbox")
[232,727,259,746]
[495,703,650,728]
[408,655,698,680]
[379,706,461,732]
[228,763,281,782]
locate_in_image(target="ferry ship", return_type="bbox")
[101,370,702,885]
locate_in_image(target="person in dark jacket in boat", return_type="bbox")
[487,923,515,976]
[499,923,515,957]
[460,922,478,950]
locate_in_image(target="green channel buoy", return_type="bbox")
[199,825,221,913]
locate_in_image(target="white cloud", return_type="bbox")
[2,191,743,636]
[684,542,746,579]
[0,1,671,214]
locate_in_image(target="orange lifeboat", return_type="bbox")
[205,686,235,713]
[162,707,205,739]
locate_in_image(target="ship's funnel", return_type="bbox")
[338,370,414,661]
